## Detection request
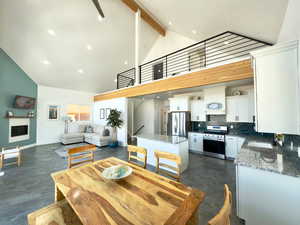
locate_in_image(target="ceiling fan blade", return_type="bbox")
[91,0,105,18]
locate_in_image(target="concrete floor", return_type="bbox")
[0,144,241,225]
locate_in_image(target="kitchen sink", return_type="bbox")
[247,141,273,149]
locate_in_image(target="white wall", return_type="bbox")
[93,98,128,146]
[134,99,155,135]
[142,30,197,63]
[278,0,300,42]
[37,85,95,145]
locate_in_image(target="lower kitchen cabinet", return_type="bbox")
[236,165,300,225]
[188,132,203,153]
[225,135,245,159]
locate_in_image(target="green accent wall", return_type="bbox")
[0,48,37,147]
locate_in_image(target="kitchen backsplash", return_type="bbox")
[191,121,300,146]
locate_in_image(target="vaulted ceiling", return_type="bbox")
[0,0,289,93]
[139,0,288,43]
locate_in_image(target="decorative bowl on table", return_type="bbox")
[101,165,132,180]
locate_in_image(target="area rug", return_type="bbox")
[54,143,103,159]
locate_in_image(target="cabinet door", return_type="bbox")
[253,42,300,134]
[198,101,206,121]
[236,96,250,122]
[195,134,203,152]
[225,136,237,158]
[237,137,245,153]
[191,100,200,121]
[248,89,255,123]
[188,133,197,150]
[226,97,236,122]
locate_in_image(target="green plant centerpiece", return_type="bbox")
[106,109,123,147]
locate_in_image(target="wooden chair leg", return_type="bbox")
[17,154,21,167]
[0,154,3,169]
[68,157,71,169]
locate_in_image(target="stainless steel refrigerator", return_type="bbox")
[167,112,191,137]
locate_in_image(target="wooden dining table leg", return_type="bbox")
[186,206,199,225]
[55,184,65,202]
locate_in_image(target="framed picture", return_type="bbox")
[106,108,111,119]
[100,108,105,119]
[48,105,60,120]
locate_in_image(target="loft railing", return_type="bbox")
[117,68,135,89]
[117,31,272,89]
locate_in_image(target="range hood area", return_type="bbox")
[204,86,226,115]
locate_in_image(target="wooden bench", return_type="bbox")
[27,200,82,225]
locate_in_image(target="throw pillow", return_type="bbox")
[103,129,110,136]
[85,126,94,133]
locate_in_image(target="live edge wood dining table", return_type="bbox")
[51,157,205,225]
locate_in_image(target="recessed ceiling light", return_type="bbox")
[47,29,56,36]
[224,41,230,45]
[78,69,84,74]
[42,60,50,65]
[98,15,104,22]
[86,44,93,50]
[192,30,197,34]
[168,21,173,26]
[124,61,128,65]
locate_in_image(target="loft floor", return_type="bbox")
[0,144,241,225]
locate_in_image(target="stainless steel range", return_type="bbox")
[203,125,228,159]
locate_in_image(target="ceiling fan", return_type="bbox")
[91,0,105,18]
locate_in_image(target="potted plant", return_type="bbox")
[106,109,123,147]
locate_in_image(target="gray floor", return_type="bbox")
[0,144,241,225]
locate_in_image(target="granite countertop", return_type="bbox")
[235,136,300,178]
[136,134,188,144]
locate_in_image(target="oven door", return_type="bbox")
[203,139,225,159]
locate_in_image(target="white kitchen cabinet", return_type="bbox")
[226,95,253,123]
[237,165,300,225]
[191,100,206,121]
[251,40,300,135]
[225,135,237,158]
[225,135,245,159]
[169,97,190,112]
[188,132,203,152]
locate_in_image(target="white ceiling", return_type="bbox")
[0,0,289,93]
[139,0,288,44]
[0,0,158,93]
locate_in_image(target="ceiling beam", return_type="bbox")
[121,0,166,36]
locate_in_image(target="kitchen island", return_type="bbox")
[235,137,300,225]
[137,134,189,172]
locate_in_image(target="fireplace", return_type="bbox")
[9,118,30,143]
[11,125,29,137]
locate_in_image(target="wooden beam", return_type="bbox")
[94,60,253,102]
[121,0,166,36]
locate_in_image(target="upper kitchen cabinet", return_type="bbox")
[169,97,190,112]
[191,99,206,121]
[226,91,254,123]
[251,40,300,135]
[204,86,226,115]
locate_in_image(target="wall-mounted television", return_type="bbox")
[14,95,36,109]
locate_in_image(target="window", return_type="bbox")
[67,104,91,121]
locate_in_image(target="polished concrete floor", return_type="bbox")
[0,144,241,225]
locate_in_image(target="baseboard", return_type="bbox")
[20,143,36,150]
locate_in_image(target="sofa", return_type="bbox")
[61,125,113,147]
